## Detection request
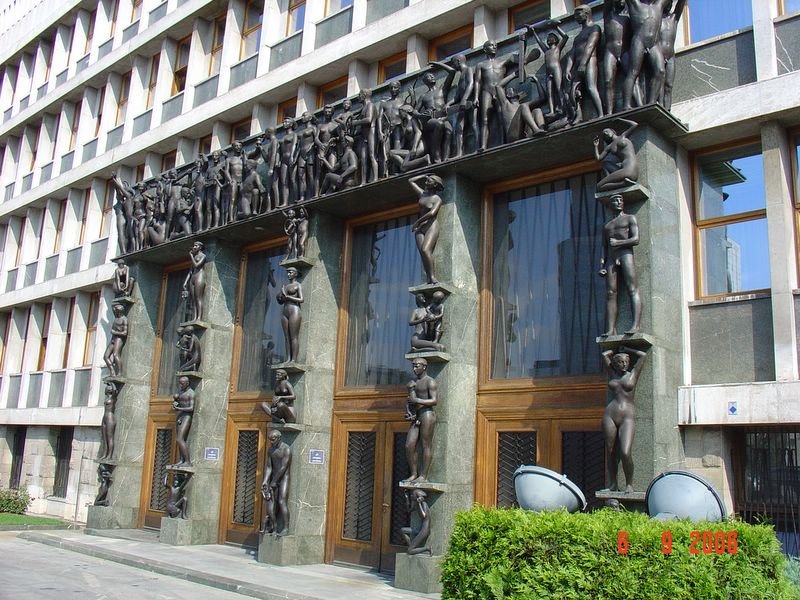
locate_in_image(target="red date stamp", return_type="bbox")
[617,531,738,555]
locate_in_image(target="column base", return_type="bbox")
[394,552,443,594]
[160,516,193,545]
[257,533,324,565]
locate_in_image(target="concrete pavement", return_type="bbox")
[12,528,441,600]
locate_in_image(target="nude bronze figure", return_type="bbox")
[260,368,297,424]
[622,0,672,110]
[277,266,303,362]
[113,259,135,297]
[103,303,128,377]
[565,5,604,120]
[401,489,432,555]
[403,358,438,483]
[172,376,195,467]
[260,430,291,536]
[409,174,443,285]
[182,241,207,322]
[99,381,118,461]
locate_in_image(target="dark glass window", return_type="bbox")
[52,426,73,497]
[491,173,604,379]
[687,0,752,44]
[157,270,188,395]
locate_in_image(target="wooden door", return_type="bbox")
[139,413,178,528]
[327,417,410,573]
[219,417,267,547]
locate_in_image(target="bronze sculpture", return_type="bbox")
[99,381,118,461]
[565,5,604,120]
[182,241,207,322]
[296,111,319,201]
[401,489,432,555]
[103,303,128,377]
[352,89,380,184]
[112,259,135,297]
[658,0,686,111]
[415,71,454,164]
[261,369,297,424]
[529,21,568,117]
[171,376,195,467]
[404,358,438,483]
[256,128,280,211]
[165,471,190,518]
[409,292,445,353]
[176,324,201,372]
[601,346,647,492]
[593,118,639,191]
[260,429,291,536]
[409,174,443,285]
[277,267,303,362]
[622,0,671,110]
[475,39,517,150]
[600,193,642,336]
[494,71,547,141]
[283,207,308,260]
[94,463,113,506]
[378,81,406,171]
[602,0,633,115]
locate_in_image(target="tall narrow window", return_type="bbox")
[278,97,297,122]
[62,298,75,368]
[68,103,81,151]
[161,151,177,173]
[146,53,160,109]
[131,0,143,22]
[28,126,40,171]
[64,24,76,67]
[135,163,146,182]
[378,52,406,84]
[52,426,73,497]
[173,36,191,95]
[79,188,91,244]
[685,0,750,44]
[694,144,768,297]
[15,216,27,267]
[52,199,66,254]
[198,134,212,156]
[241,0,264,58]
[326,0,352,14]
[231,119,250,143]
[94,86,105,137]
[108,0,120,38]
[428,25,473,62]
[41,42,54,83]
[100,180,114,236]
[287,0,305,35]
[490,172,604,379]
[9,426,26,489]
[0,313,10,372]
[508,0,549,34]
[49,118,59,161]
[84,9,97,55]
[783,0,800,16]
[83,292,99,365]
[37,303,52,371]
[317,77,348,108]
[209,15,226,75]
[115,71,131,126]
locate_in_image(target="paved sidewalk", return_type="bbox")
[18,529,441,600]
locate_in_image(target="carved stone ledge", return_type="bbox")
[594,183,652,205]
[408,282,457,297]
[271,362,308,374]
[175,371,202,380]
[595,332,655,350]
[95,459,119,467]
[405,351,451,363]
[112,295,135,306]
[399,480,448,494]
[267,422,305,433]
[178,319,209,331]
[165,464,196,474]
[103,375,127,385]
[280,256,315,270]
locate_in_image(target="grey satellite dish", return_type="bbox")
[645,470,726,521]
[513,465,587,513]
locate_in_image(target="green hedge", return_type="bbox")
[441,507,798,599]
[0,486,31,514]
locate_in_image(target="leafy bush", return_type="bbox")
[0,486,31,514]
[441,506,798,599]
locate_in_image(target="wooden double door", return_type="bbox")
[327,415,410,573]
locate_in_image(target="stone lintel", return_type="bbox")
[405,351,451,363]
[399,480,448,493]
[178,320,209,331]
[594,183,652,205]
[166,465,196,474]
[112,295,135,305]
[595,332,656,350]
[280,256,315,270]
[103,375,127,385]
[408,282,457,296]
[175,371,202,380]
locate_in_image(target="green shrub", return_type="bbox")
[441,506,798,599]
[0,486,31,514]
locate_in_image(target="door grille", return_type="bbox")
[562,431,605,506]
[390,431,411,546]
[497,431,537,507]
[343,431,376,541]
[149,428,173,511]
[232,430,259,525]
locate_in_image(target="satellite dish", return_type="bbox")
[645,470,726,521]
[513,465,587,513]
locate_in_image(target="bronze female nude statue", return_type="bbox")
[277,267,303,362]
[409,174,444,285]
[593,118,638,191]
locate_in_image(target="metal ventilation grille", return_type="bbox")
[149,428,173,511]
[390,431,411,546]
[497,431,537,508]
[343,431,376,541]
[233,430,259,525]
[562,431,605,505]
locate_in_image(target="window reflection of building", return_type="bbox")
[491,173,604,379]
[695,146,768,297]
[685,0,752,44]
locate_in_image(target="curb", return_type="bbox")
[18,531,318,600]
[0,523,74,531]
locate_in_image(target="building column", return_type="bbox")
[394,173,481,594]
[406,34,429,73]
[473,5,497,47]
[300,0,326,56]
[347,59,369,96]
[751,0,779,81]
[296,82,319,114]
[762,121,798,380]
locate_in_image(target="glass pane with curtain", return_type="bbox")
[157,270,189,396]
[700,218,770,295]
[345,215,422,387]
[697,148,764,220]
[238,246,286,392]
[491,173,604,379]
[688,0,752,43]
